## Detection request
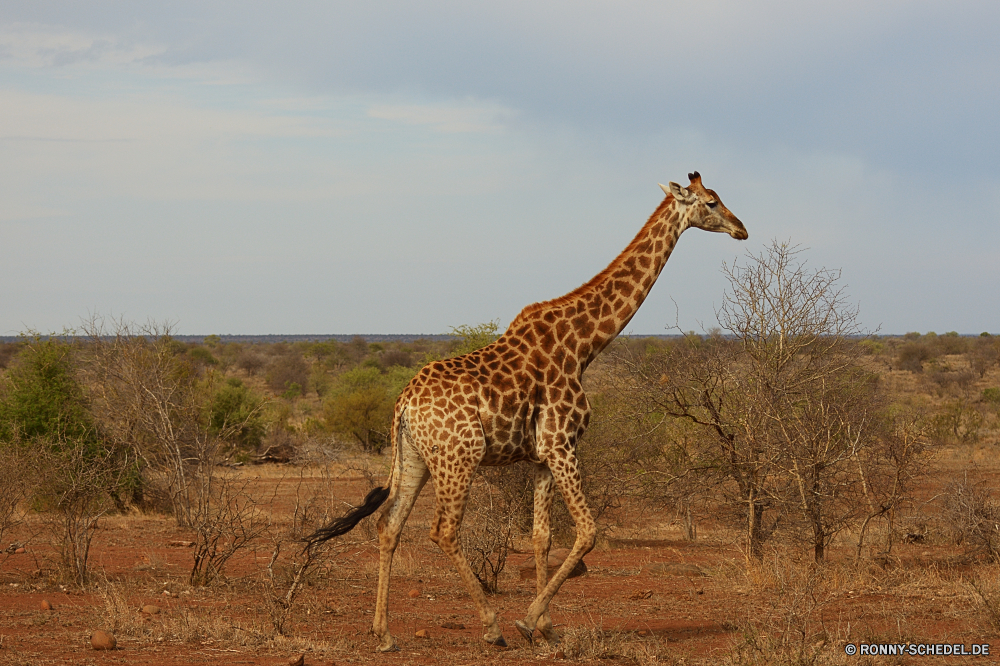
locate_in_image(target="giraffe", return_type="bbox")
[307,172,748,651]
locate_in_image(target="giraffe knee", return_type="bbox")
[431,521,459,552]
[379,527,401,552]
[578,523,597,554]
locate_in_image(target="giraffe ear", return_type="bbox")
[663,181,696,204]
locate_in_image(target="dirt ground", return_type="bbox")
[2,461,999,666]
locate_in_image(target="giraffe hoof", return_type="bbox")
[486,635,508,648]
[377,640,400,653]
[514,620,534,645]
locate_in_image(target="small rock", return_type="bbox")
[441,621,465,630]
[414,629,430,639]
[554,650,566,659]
[14,547,26,554]
[407,588,421,598]
[40,599,54,610]
[287,654,305,666]
[141,604,161,615]
[91,629,117,650]
[637,629,649,637]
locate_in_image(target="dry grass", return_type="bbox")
[967,569,1000,631]
[557,622,684,665]
[96,579,342,653]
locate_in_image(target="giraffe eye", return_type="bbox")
[706,200,718,208]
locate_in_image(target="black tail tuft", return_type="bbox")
[305,486,390,546]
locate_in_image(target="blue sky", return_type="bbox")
[2,1,998,336]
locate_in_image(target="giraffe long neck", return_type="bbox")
[508,196,685,373]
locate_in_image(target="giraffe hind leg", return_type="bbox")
[372,437,429,652]
[520,463,557,643]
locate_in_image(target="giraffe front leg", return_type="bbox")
[429,496,507,647]
[520,452,596,640]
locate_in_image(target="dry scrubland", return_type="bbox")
[2,319,1000,665]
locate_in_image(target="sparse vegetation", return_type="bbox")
[0,274,999,662]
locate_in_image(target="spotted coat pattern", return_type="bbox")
[369,173,748,652]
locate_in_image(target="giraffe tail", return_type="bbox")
[303,401,405,547]
[304,485,390,545]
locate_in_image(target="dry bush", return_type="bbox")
[98,580,319,651]
[970,336,1000,378]
[897,342,933,373]
[0,340,20,369]
[723,560,847,666]
[189,474,272,586]
[942,470,1000,561]
[236,348,266,376]
[0,444,35,552]
[82,318,266,533]
[931,398,985,444]
[559,624,673,665]
[266,352,309,396]
[38,440,128,586]
[476,463,536,536]
[461,477,520,593]
[605,244,923,563]
[379,349,413,369]
[257,427,302,463]
[259,470,336,634]
[968,573,1000,630]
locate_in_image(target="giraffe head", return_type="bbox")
[659,171,748,240]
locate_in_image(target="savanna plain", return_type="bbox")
[2,315,1000,665]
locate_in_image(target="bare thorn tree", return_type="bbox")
[81,316,264,527]
[612,241,919,561]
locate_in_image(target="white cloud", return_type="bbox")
[0,22,165,68]
[367,100,515,134]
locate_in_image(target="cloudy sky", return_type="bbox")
[2,1,998,336]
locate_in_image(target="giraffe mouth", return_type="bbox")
[731,228,749,240]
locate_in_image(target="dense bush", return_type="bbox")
[0,337,95,445]
[187,345,219,367]
[323,367,396,452]
[266,351,309,395]
[236,348,266,375]
[897,341,934,372]
[206,378,268,454]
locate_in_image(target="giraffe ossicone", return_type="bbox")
[307,172,748,651]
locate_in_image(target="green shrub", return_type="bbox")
[0,337,95,445]
[206,378,267,452]
[323,367,393,452]
[449,321,500,357]
[188,346,219,366]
